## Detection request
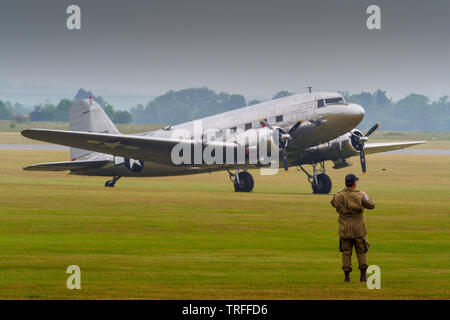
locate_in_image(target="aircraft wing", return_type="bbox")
[362,141,426,154]
[21,129,237,166]
[296,140,427,166]
[23,159,111,171]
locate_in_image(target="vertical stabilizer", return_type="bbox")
[69,99,120,160]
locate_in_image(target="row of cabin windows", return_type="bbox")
[242,115,283,131]
[216,98,344,134]
[209,114,285,137]
[222,98,343,133]
[208,114,283,138]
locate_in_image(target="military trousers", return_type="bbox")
[339,237,369,272]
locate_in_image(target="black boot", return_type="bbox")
[344,271,351,282]
[360,268,367,282]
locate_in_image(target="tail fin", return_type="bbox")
[69,99,120,160]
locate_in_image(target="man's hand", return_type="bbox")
[361,190,375,209]
[361,191,369,200]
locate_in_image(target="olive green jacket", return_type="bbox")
[331,188,375,238]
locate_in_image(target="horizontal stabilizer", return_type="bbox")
[23,159,111,171]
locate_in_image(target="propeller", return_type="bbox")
[260,119,302,173]
[351,122,380,175]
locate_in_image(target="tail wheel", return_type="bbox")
[234,171,254,192]
[104,176,121,188]
[312,173,332,194]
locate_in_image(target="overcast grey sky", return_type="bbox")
[0,0,449,103]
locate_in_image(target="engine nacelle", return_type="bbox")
[233,126,286,152]
[298,130,361,165]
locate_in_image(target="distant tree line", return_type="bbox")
[28,98,73,122]
[0,100,29,121]
[1,88,449,131]
[130,88,297,125]
[130,87,247,125]
[341,90,450,131]
[0,89,132,124]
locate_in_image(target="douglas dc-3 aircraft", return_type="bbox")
[22,91,425,193]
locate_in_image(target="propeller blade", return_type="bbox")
[359,146,367,176]
[288,120,302,135]
[282,148,289,173]
[365,122,380,137]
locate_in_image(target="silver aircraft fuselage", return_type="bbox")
[74,91,365,177]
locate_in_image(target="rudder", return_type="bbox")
[69,98,120,160]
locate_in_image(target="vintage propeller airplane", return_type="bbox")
[21,90,425,193]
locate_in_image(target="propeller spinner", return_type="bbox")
[259,119,302,173]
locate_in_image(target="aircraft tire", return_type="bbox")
[312,173,332,194]
[105,180,115,188]
[234,171,254,192]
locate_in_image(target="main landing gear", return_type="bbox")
[299,161,332,194]
[105,175,121,188]
[227,168,254,192]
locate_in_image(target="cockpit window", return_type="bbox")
[325,97,344,104]
[317,99,324,108]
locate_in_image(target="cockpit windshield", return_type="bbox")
[317,96,346,108]
[325,97,344,104]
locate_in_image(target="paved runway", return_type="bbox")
[0,144,68,150]
[384,148,450,155]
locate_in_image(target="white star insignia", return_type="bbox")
[128,158,142,169]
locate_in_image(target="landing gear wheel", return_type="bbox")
[105,180,115,188]
[234,171,254,192]
[312,173,332,194]
[105,176,121,188]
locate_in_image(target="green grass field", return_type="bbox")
[0,149,449,299]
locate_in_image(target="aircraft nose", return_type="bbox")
[348,103,365,122]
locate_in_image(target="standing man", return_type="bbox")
[331,174,375,282]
